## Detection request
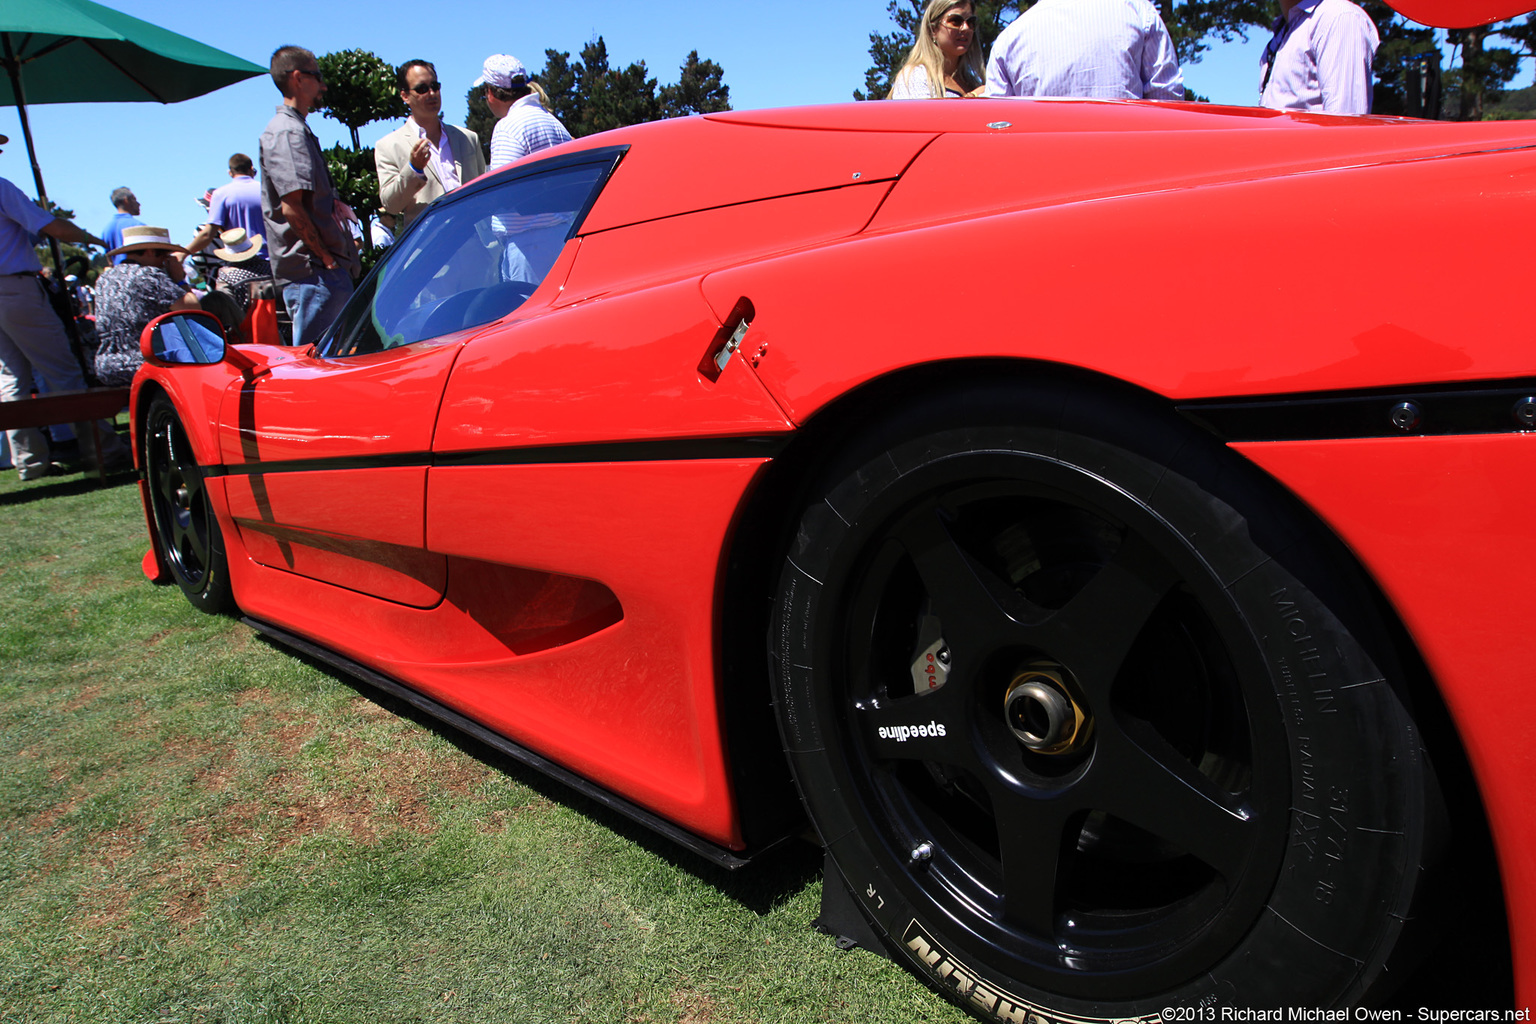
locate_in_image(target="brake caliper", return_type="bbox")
[909,613,951,694]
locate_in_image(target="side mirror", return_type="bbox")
[140,310,257,370]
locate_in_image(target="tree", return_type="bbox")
[660,51,732,117]
[322,144,383,270]
[464,37,733,155]
[558,38,661,137]
[1158,0,1271,67]
[466,88,496,164]
[311,49,403,256]
[1444,23,1521,118]
[32,241,102,285]
[312,49,404,150]
[1480,16,1536,120]
[36,197,75,221]
[1362,0,1443,116]
[1481,80,1536,118]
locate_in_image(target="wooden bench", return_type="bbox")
[0,387,132,483]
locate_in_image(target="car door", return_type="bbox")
[216,156,612,608]
[218,337,458,608]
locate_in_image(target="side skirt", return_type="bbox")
[242,615,785,871]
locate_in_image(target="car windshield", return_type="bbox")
[320,157,612,358]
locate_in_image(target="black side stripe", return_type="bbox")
[1179,378,1536,442]
[205,434,790,477]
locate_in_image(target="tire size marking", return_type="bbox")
[1297,735,1316,805]
[903,920,1157,1024]
[1290,786,1351,904]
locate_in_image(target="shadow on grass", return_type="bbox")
[250,630,826,919]
[0,469,137,506]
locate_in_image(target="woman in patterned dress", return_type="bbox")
[94,225,200,386]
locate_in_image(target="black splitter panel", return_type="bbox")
[1179,379,1536,442]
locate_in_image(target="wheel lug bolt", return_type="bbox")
[909,841,933,865]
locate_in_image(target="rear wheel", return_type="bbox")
[143,394,234,615]
[769,378,1433,1016]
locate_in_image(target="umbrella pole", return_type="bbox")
[2,35,67,281]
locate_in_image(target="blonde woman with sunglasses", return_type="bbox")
[889,0,987,99]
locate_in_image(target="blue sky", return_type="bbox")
[2,0,1526,244]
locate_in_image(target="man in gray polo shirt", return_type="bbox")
[258,46,359,347]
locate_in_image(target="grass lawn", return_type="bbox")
[0,463,971,1024]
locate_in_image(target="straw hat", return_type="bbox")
[105,225,188,259]
[210,227,264,263]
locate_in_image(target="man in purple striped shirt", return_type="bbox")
[1259,0,1379,115]
[984,0,1184,101]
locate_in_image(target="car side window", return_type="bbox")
[320,159,611,358]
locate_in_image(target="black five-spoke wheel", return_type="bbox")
[144,394,234,614]
[770,378,1436,1018]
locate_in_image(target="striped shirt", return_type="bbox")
[1259,0,1379,115]
[488,95,573,172]
[984,0,1184,101]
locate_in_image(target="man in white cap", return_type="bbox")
[0,133,131,479]
[477,54,572,172]
[376,59,486,233]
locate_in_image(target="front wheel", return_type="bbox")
[143,394,235,615]
[769,378,1435,1017]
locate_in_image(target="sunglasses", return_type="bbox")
[297,68,324,82]
[409,81,442,95]
[942,12,979,27]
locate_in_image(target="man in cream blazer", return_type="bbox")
[375,59,486,234]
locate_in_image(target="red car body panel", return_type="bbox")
[216,339,463,604]
[436,277,792,451]
[700,113,1534,426]
[1236,435,1536,990]
[541,115,934,234]
[214,456,766,846]
[133,95,1536,1002]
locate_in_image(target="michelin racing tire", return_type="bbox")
[144,394,235,615]
[768,377,1434,1019]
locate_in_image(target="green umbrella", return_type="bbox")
[0,0,265,258]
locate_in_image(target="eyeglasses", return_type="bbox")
[941,12,979,27]
[297,68,324,82]
[409,81,442,94]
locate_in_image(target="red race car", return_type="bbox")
[131,25,1533,1020]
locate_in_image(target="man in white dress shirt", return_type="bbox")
[375,59,486,233]
[1259,0,1379,115]
[985,0,1184,100]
